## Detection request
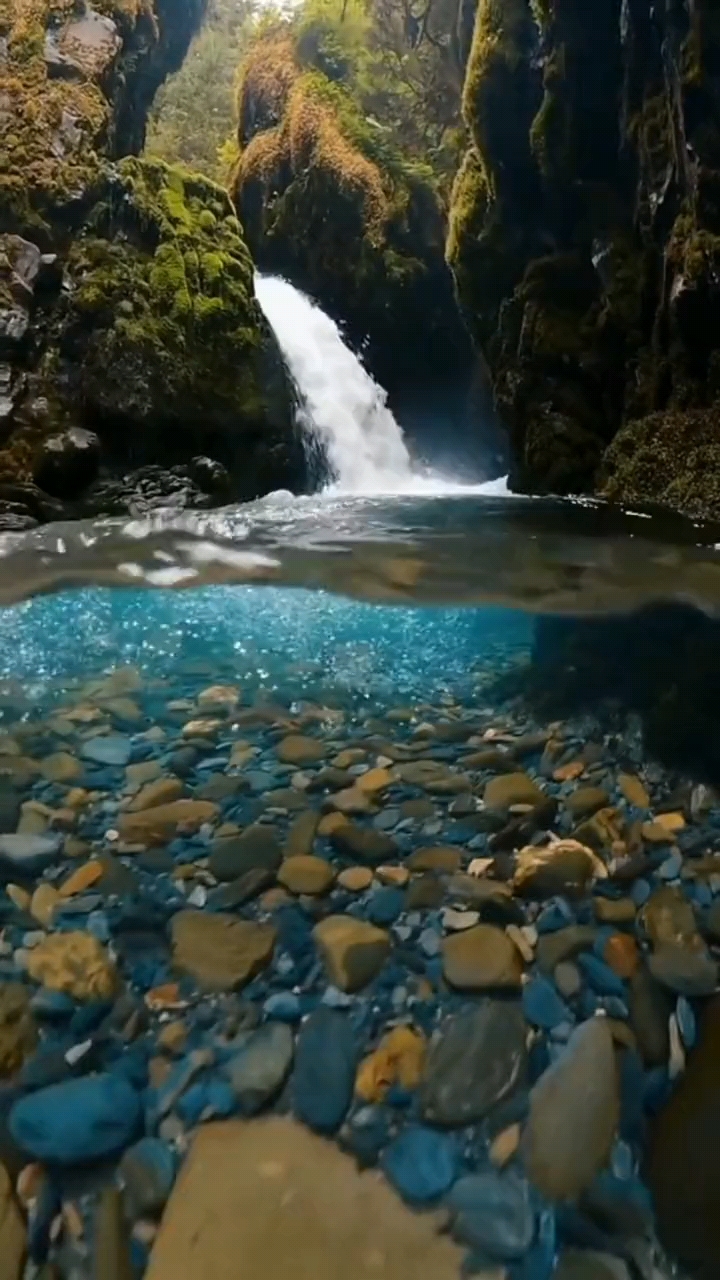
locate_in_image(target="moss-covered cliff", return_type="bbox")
[0,0,303,521]
[448,0,720,516]
[231,27,486,463]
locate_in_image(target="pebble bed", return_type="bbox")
[0,639,714,1280]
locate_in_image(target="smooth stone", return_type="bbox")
[278,855,334,896]
[420,1001,527,1126]
[314,916,390,992]
[0,834,61,874]
[381,1126,458,1204]
[484,773,543,811]
[10,1073,141,1164]
[82,736,132,767]
[126,778,184,811]
[118,800,217,846]
[648,942,718,996]
[564,788,609,818]
[30,883,60,928]
[207,867,274,910]
[171,911,276,992]
[277,735,326,766]
[39,751,83,783]
[525,1018,619,1200]
[0,983,37,1078]
[523,977,572,1030]
[648,995,720,1277]
[209,825,282,882]
[447,1171,534,1260]
[196,774,245,803]
[618,773,650,809]
[337,866,373,892]
[407,846,461,874]
[120,1137,176,1218]
[0,1161,26,1280]
[593,897,636,925]
[629,964,671,1066]
[536,925,597,973]
[144,1117,463,1280]
[445,872,513,906]
[26,932,117,1001]
[513,842,598,899]
[224,1022,294,1114]
[329,823,397,865]
[442,924,523,990]
[554,962,582,999]
[366,886,404,926]
[94,1184,135,1279]
[293,1008,356,1134]
[641,885,698,946]
[285,810,320,857]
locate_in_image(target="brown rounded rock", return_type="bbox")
[442,924,523,990]
[407,846,461,874]
[564,787,609,818]
[27,932,118,1002]
[277,735,325,766]
[484,772,543,810]
[171,911,276,992]
[314,916,390,992]
[0,983,37,1079]
[337,866,373,892]
[145,1117,463,1280]
[277,855,335,896]
[513,841,599,900]
[118,800,218,846]
[329,823,397,866]
[126,778,184,812]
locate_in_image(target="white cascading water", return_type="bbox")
[255,274,510,498]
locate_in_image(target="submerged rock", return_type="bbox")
[171,911,276,992]
[442,924,523,990]
[524,1017,619,1200]
[313,916,390,992]
[26,932,117,1002]
[447,1171,534,1260]
[0,984,37,1079]
[224,1022,294,1115]
[0,1161,25,1280]
[10,1073,141,1164]
[292,1008,356,1134]
[420,1002,527,1126]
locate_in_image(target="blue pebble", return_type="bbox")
[30,990,76,1020]
[447,1172,535,1260]
[577,953,626,997]
[366,887,405,926]
[292,1007,356,1134]
[264,992,302,1022]
[522,978,571,1031]
[630,878,651,907]
[509,1207,555,1280]
[10,1074,141,1164]
[176,1078,235,1124]
[535,901,575,934]
[676,995,697,1049]
[658,852,683,881]
[643,1066,672,1116]
[691,881,712,909]
[82,735,132,767]
[381,1126,458,1203]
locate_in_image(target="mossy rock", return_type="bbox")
[599,407,720,522]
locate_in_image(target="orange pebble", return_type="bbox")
[144,983,187,1012]
[604,932,639,978]
[553,761,585,783]
[355,1025,426,1103]
[59,860,103,898]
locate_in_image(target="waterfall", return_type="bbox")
[254,275,422,494]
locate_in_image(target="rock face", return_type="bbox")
[145,1118,464,1280]
[447,0,720,519]
[232,32,488,467]
[0,0,305,528]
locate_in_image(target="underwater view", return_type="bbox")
[3,0,720,1277]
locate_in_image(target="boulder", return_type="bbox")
[420,1002,527,1126]
[10,1073,141,1164]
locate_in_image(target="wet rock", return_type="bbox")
[593,897,635,925]
[407,846,461,873]
[314,915,390,992]
[39,751,83,783]
[196,774,245,803]
[119,800,217,846]
[207,867,274,910]
[329,823,397,865]
[337,866,373,892]
[126,778,184,812]
[554,1251,631,1280]
[144,1117,463,1280]
[523,976,571,1030]
[602,932,639,978]
[171,911,276,992]
[442,924,523,990]
[447,1171,534,1259]
[10,1073,141,1164]
[355,1026,426,1102]
[0,1161,25,1280]
[648,943,718,996]
[33,428,100,500]
[420,1002,527,1126]
[209,825,282,882]
[26,931,117,1001]
[629,965,672,1066]
[30,883,60,928]
[484,773,544,810]
[293,1008,356,1134]
[406,873,445,909]
[564,788,610,818]
[381,1125,458,1203]
[278,855,334,895]
[525,1018,619,1201]
[0,834,62,877]
[536,925,597,973]
[0,984,36,1079]
[82,735,132,767]
[641,885,698,947]
[224,1022,294,1114]
[277,735,325,766]
[285,810,319,858]
[618,774,650,809]
[93,1184,133,1280]
[120,1137,176,1219]
[648,996,720,1278]
[513,841,599,899]
[554,961,582,999]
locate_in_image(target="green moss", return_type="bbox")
[599,407,720,520]
[668,210,720,285]
[462,0,537,192]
